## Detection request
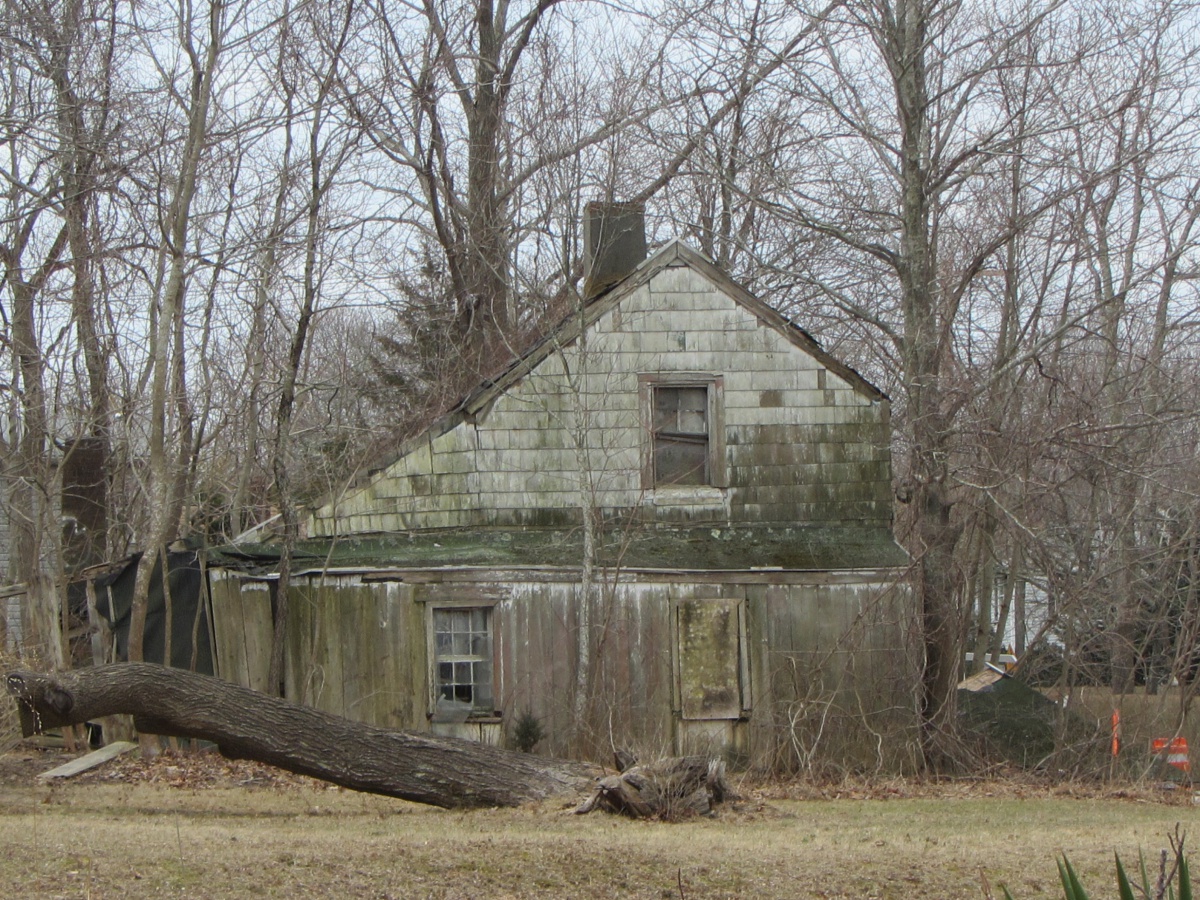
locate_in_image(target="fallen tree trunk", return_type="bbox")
[7,663,594,808]
[5,664,733,817]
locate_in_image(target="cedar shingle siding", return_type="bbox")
[312,243,892,536]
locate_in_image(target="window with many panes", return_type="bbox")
[652,384,712,486]
[433,607,493,715]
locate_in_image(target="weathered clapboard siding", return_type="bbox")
[311,244,892,537]
[208,568,910,766]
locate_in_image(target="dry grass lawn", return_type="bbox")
[2,748,1199,899]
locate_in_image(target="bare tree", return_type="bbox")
[700,0,1192,766]
[265,0,362,694]
[127,0,232,664]
[0,0,134,664]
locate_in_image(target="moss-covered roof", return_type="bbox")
[210,525,908,575]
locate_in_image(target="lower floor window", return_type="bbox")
[434,607,493,714]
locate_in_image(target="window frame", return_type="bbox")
[426,601,500,721]
[639,373,727,490]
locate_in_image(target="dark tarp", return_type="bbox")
[92,549,214,675]
[958,669,1060,767]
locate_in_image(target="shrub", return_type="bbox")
[511,709,545,753]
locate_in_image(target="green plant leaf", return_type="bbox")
[1013,837,1191,900]
[1056,858,1071,900]
[1139,849,1152,897]
[1058,856,1089,900]
[1115,853,1136,900]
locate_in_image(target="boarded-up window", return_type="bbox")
[676,599,746,720]
[433,607,493,715]
[653,386,709,485]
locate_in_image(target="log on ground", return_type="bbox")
[6,663,595,809]
[5,663,734,818]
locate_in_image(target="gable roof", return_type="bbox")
[462,240,884,415]
[354,240,886,485]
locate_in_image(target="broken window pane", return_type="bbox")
[432,607,494,716]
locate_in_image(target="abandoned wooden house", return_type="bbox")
[207,206,914,768]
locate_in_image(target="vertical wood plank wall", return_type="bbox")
[208,569,912,767]
[208,570,272,692]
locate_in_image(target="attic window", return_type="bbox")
[654,386,709,485]
[641,375,726,489]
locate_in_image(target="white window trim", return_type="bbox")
[426,601,500,721]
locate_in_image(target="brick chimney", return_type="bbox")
[583,201,647,299]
